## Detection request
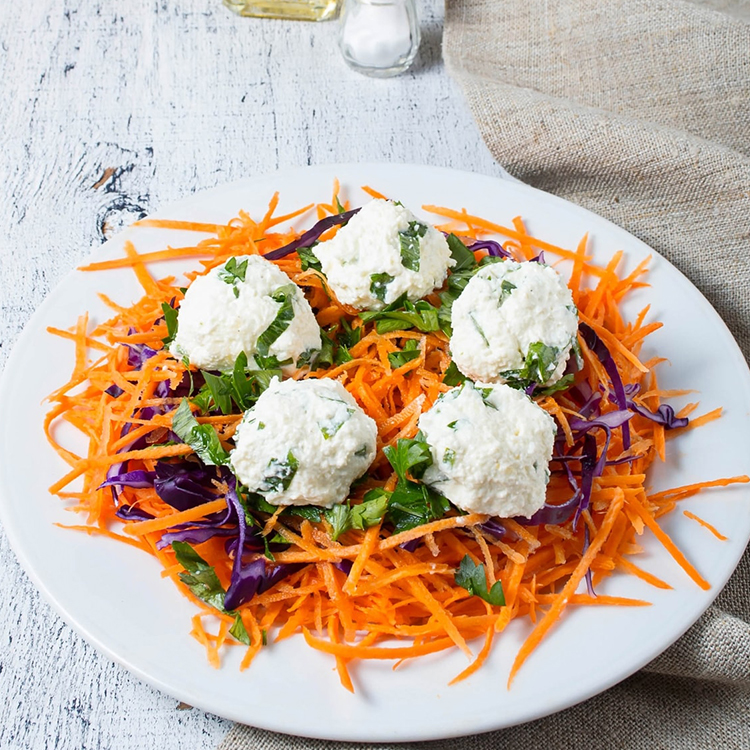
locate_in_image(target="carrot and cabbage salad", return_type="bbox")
[45,182,748,690]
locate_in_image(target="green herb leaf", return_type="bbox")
[171,399,230,466]
[286,505,322,523]
[230,614,251,645]
[446,234,477,273]
[218,257,249,298]
[388,340,420,369]
[454,555,505,606]
[161,301,179,347]
[370,273,395,303]
[326,503,352,541]
[383,435,433,483]
[350,489,390,530]
[335,195,346,215]
[442,448,456,467]
[202,371,234,415]
[443,362,466,386]
[386,480,450,535]
[536,372,575,397]
[259,450,299,494]
[360,297,440,334]
[172,541,227,612]
[298,246,322,272]
[500,279,516,300]
[256,284,297,358]
[399,221,428,272]
[501,341,561,390]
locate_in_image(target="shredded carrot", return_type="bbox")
[44,184,748,692]
[683,510,729,541]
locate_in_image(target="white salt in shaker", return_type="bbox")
[338,0,420,78]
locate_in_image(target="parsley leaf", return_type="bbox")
[359,296,440,334]
[259,450,299,494]
[446,234,477,273]
[172,541,228,612]
[399,221,428,272]
[454,555,505,606]
[326,504,352,541]
[350,489,390,530]
[298,246,322,272]
[230,614,251,645]
[202,371,234,415]
[256,284,297,358]
[161,301,179,347]
[370,273,394,303]
[386,479,450,535]
[501,341,560,390]
[383,435,433,482]
[217,257,249,298]
[388,340,420,369]
[442,361,466,386]
[171,399,230,466]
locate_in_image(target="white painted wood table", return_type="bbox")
[0,2,501,747]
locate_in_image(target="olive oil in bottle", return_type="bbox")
[224,0,340,21]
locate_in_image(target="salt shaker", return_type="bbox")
[338,0,420,78]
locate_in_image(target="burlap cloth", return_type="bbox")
[221,1,750,746]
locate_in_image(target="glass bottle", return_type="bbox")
[224,0,340,22]
[338,0,420,77]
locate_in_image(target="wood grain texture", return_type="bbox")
[0,0,500,748]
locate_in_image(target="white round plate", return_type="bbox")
[1,164,749,742]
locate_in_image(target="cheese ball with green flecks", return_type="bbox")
[230,377,377,507]
[311,199,454,310]
[450,260,578,388]
[419,381,556,518]
[171,255,321,372]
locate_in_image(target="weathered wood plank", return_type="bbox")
[0,1,500,747]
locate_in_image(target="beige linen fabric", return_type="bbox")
[221,2,750,747]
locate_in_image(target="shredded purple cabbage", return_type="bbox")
[480,517,507,539]
[262,209,360,261]
[583,526,596,597]
[627,401,688,429]
[115,504,154,522]
[468,238,513,259]
[334,559,353,575]
[105,384,124,398]
[99,470,156,490]
[579,323,631,450]
[530,251,546,264]
[153,462,218,511]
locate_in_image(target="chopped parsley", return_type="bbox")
[454,555,506,606]
[217,257,249,297]
[171,399,230,466]
[399,220,428,272]
[369,273,395,303]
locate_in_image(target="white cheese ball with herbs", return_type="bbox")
[230,377,377,508]
[171,255,321,372]
[450,260,578,386]
[312,199,454,310]
[419,381,556,518]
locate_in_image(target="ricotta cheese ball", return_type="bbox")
[230,377,378,508]
[312,199,454,310]
[450,260,578,386]
[171,255,321,371]
[419,381,556,518]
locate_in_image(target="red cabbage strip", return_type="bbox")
[480,517,507,539]
[468,238,513,259]
[627,401,688,429]
[223,479,300,610]
[158,526,237,549]
[583,526,596,597]
[115,505,154,522]
[579,323,631,449]
[262,209,360,261]
[99,470,156,490]
[153,462,219,512]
